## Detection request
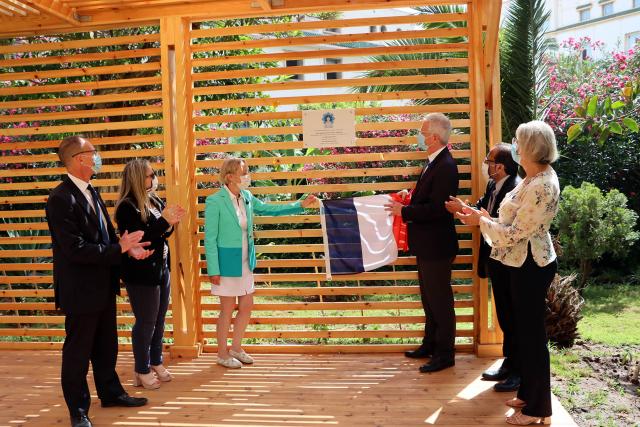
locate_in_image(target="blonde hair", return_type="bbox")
[218,157,245,186]
[515,120,559,165]
[116,158,153,223]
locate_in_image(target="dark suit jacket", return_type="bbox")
[115,195,173,286]
[402,148,459,260]
[45,176,122,315]
[475,175,519,278]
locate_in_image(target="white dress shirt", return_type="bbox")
[67,173,108,232]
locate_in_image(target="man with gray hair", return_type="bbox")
[46,135,152,427]
[386,113,459,373]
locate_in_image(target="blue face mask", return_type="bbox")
[92,152,102,174]
[417,133,427,151]
[510,141,521,164]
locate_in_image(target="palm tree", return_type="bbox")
[352,5,468,105]
[500,0,552,140]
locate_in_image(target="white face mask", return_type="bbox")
[147,175,158,193]
[238,174,251,190]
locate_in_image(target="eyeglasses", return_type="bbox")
[483,158,497,165]
[71,149,96,157]
[511,137,518,147]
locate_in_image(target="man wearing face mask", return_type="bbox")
[385,113,459,373]
[115,159,186,390]
[46,136,154,427]
[445,143,520,391]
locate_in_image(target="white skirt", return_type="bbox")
[211,203,255,297]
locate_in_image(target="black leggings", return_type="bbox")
[509,249,557,417]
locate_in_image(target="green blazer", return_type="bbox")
[204,187,303,277]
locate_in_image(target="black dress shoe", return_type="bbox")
[482,366,510,381]
[101,393,148,408]
[404,346,433,359]
[419,359,455,373]
[493,375,521,392]
[70,414,92,427]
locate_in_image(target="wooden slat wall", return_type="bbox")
[191,7,476,352]
[0,26,165,348]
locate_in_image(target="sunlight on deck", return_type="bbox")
[0,351,576,426]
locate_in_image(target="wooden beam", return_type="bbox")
[5,0,39,14]
[0,1,26,16]
[483,0,502,109]
[22,0,79,24]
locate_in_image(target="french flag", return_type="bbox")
[320,195,398,279]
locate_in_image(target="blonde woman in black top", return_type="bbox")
[115,159,185,389]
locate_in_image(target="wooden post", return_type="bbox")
[161,16,201,358]
[469,0,500,357]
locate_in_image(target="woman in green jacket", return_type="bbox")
[204,157,316,368]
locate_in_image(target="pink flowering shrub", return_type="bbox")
[541,37,639,133]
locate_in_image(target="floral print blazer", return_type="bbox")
[479,168,560,268]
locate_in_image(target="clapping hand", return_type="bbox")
[455,204,491,226]
[300,195,318,209]
[119,230,153,259]
[162,204,186,225]
[445,196,468,215]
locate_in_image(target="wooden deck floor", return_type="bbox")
[0,351,577,427]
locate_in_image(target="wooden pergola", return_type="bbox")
[0,0,505,359]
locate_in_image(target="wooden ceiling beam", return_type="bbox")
[0,1,27,16]
[21,0,79,24]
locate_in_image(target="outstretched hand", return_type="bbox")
[300,195,318,209]
[454,205,490,226]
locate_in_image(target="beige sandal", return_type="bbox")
[217,356,242,369]
[506,410,550,425]
[151,364,172,382]
[229,349,254,364]
[133,371,160,390]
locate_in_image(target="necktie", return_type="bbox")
[487,191,496,214]
[419,159,431,178]
[88,185,109,244]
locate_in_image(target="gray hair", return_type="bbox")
[515,120,558,165]
[424,113,451,145]
[218,157,245,185]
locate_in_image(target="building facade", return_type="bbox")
[502,0,640,53]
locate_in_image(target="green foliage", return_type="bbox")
[500,0,551,140]
[555,182,639,289]
[579,284,640,345]
[351,5,468,105]
[566,80,640,144]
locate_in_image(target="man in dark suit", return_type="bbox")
[46,136,152,427]
[445,143,521,391]
[386,113,459,373]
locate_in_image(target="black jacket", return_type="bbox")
[476,174,519,278]
[45,176,122,314]
[115,195,173,286]
[402,148,459,260]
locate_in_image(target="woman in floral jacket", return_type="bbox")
[456,120,560,426]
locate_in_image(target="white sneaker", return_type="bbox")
[229,349,254,364]
[217,356,242,369]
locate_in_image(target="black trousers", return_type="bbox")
[62,298,125,417]
[487,258,517,374]
[509,250,557,417]
[416,256,456,361]
[126,266,171,374]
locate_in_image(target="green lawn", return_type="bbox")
[578,284,640,345]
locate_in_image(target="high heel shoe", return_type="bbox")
[505,398,526,408]
[506,410,550,425]
[133,371,161,390]
[150,364,172,382]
